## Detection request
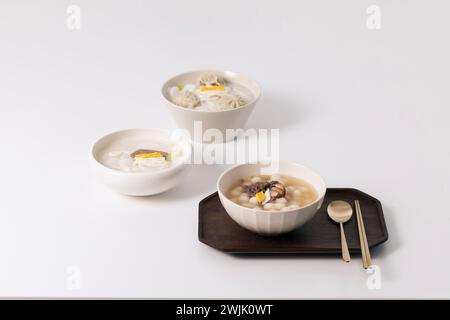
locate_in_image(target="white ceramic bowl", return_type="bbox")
[217,161,327,236]
[161,70,261,143]
[90,128,191,196]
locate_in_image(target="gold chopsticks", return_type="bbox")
[355,200,372,268]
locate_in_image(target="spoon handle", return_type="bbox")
[340,223,351,262]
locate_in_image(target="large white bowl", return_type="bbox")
[90,128,191,196]
[161,70,261,143]
[217,161,327,236]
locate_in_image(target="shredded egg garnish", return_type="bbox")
[134,152,164,159]
[255,191,265,203]
[200,86,225,92]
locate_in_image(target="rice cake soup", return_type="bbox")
[168,73,253,111]
[226,174,318,211]
[101,138,185,173]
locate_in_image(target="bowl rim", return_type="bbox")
[161,69,261,114]
[216,161,327,213]
[89,128,191,176]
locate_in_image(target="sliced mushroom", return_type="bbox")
[269,182,286,200]
[243,181,270,197]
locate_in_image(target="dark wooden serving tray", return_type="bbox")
[198,188,388,254]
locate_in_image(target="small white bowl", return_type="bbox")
[161,70,261,143]
[217,161,327,236]
[90,128,191,196]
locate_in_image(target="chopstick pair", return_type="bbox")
[355,200,372,269]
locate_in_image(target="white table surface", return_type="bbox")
[1,0,449,299]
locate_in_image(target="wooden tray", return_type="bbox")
[198,188,388,253]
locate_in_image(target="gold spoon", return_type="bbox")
[327,200,353,262]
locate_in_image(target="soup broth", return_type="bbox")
[226,174,318,211]
[168,73,253,111]
[100,138,184,173]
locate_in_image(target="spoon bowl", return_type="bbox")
[327,200,353,223]
[327,200,353,262]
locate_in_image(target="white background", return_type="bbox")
[1,0,449,298]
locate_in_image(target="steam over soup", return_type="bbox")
[226,174,318,211]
